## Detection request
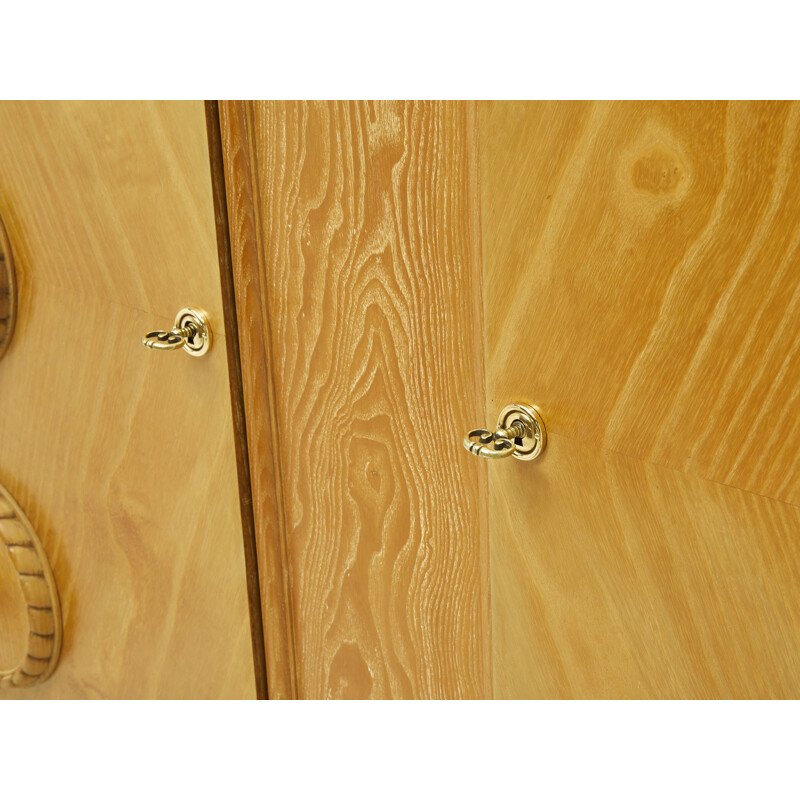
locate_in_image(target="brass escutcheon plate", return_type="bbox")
[174,307,212,357]
[0,213,17,362]
[497,403,547,461]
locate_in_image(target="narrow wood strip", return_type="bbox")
[204,100,269,700]
[218,100,298,699]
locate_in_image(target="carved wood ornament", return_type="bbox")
[0,213,16,362]
[0,483,62,688]
[0,214,62,689]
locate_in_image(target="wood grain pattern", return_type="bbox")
[480,101,800,506]
[0,483,62,689]
[491,433,800,698]
[481,101,800,698]
[0,101,255,698]
[221,101,490,698]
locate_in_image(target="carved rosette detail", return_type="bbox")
[0,484,62,689]
[0,213,17,362]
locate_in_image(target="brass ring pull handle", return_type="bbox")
[463,429,518,459]
[0,213,18,363]
[463,403,547,462]
[0,484,62,689]
[143,307,212,357]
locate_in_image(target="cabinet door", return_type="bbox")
[221,100,800,699]
[0,102,256,698]
[483,101,800,698]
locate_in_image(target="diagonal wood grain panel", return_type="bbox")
[0,102,255,699]
[221,101,490,699]
[492,433,800,699]
[481,101,800,507]
[482,100,800,698]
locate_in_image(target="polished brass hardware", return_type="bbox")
[463,403,547,461]
[0,213,17,362]
[142,307,212,357]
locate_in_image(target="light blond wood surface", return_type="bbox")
[221,101,490,698]
[0,102,226,323]
[0,101,255,698]
[481,101,800,698]
[481,101,800,506]
[491,434,800,699]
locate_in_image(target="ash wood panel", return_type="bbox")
[0,102,255,698]
[491,433,800,698]
[221,101,490,698]
[480,101,800,506]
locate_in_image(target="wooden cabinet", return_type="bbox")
[219,101,800,699]
[0,102,255,698]
[2,101,798,699]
